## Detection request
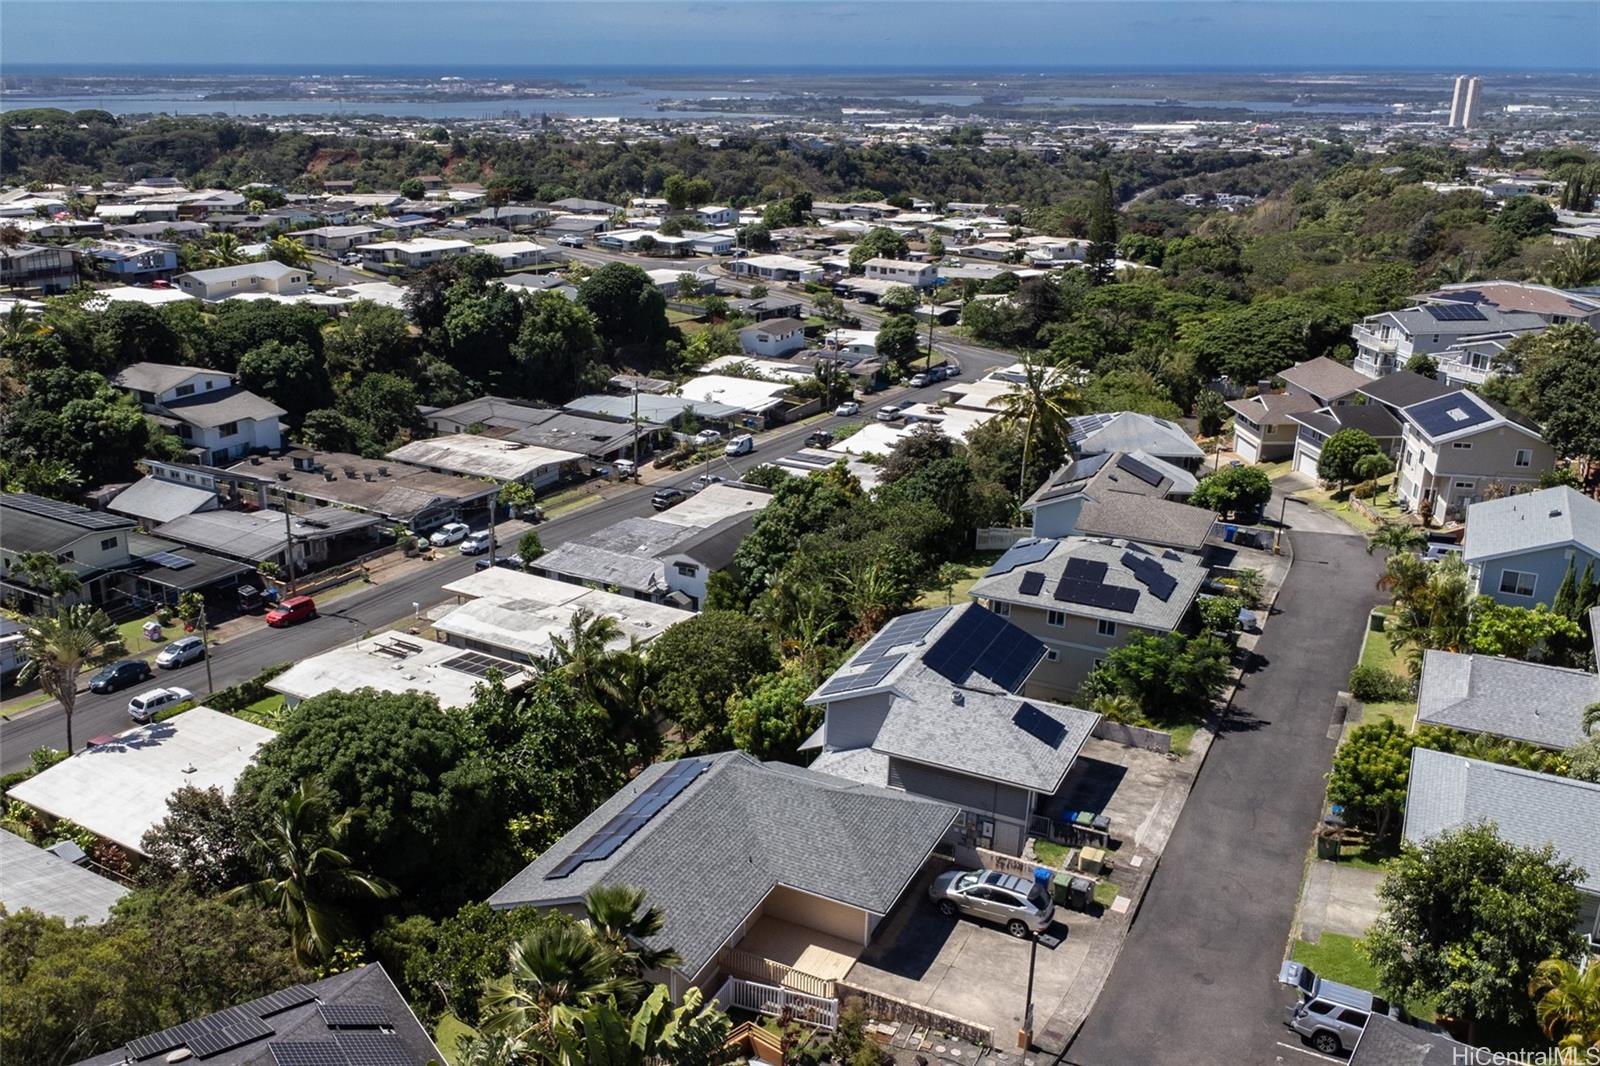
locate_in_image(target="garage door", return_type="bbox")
[1295,449,1321,479]
[1234,434,1260,463]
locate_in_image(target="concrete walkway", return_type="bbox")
[1296,861,1386,944]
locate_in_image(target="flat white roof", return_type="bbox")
[899,402,998,439]
[0,829,129,924]
[676,373,792,413]
[5,708,273,855]
[738,254,821,272]
[271,633,531,711]
[484,240,548,256]
[941,378,1018,412]
[86,286,197,307]
[433,571,691,660]
[386,434,584,481]
[649,482,773,528]
[703,354,814,384]
[829,421,910,457]
[357,238,475,253]
[331,281,410,310]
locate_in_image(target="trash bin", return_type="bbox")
[1315,827,1343,860]
[1065,877,1093,911]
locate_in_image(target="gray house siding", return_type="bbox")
[887,757,1032,855]
[995,600,1142,700]
[1473,544,1598,609]
[1029,497,1085,539]
[822,691,895,750]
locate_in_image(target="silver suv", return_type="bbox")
[1280,961,1390,1055]
[929,869,1055,938]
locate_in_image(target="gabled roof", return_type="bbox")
[0,492,133,555]
[1067,411,1204,462]
[970,536,1207,632]
[1024,450,1195,510]
[1416,649,1597,751]
[1399,389,1542,446]
[1404,747,1600,894]
[1277,356,1370,403]
[112,361,215,395]
[161,385,286,427]
[1461,486,1600,563]
[175,260,302,286]
[1422,281,1600,320]
[1349,1014,1475,1066]
[1076,492,1217,552]
[1226,390,1320,425]
[489,752,957,979]
[1289,402,1402,440]
[1355,371,1464,411]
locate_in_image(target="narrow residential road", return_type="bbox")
[1066,526,1382,1066]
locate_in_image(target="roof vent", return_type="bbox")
[249,456,261,465]
[165,1049,192,1063]
[1550,509,1563,518]
[324,472,336,482]
[378,466,390,476]
[363,472,373,481]
[951,690,965,706]
[181,763,197,774]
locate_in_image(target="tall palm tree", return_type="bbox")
[583,884,683,978]
[11,550,83,601]
[17,604,124,753]
[548,608,625,705]
[1528,957,1600,1051]
[205,232,247,267]
[994,355,1084,499]
[1365,521,1426,557]
[482,925,627,1042]
[225,779,395,966]
[1539,240,1600,289]
[268,234,310,269]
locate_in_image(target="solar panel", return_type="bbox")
[319,1004,391,1029]
[546,757,710,879]
[1064,557,1109,584]
[441,651,520,679]
[1054,575,1141,613]
[248,985,319,1017]
[1,492,131,529]
[335,1032,414,1066]
[1424,302,1487,322]
[128,1030,188,1061]
[1407,393,1492,438]
[1013,703,1067,748]
[1122,551,1178,602]
[924,607,1044,692]
[270,1042,349,1066]
[179,1007,275,1057]
[984,538,1055,577]
[815,654,901,697]
[144,550,195,570]
[860,607,949,659]
[1017,571,1045,597]
[1115,454,1165,487]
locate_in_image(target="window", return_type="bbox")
[1499,570,1537,597]
[1044,648,1059,662]
[1098,619,1117,637]
[674,562,698,577]
[175,383,195,397]
[1451,441,1473,449]
[1306,1001,1334,1016]
[99,537,119,551]
[1337,1010,1370,1028]
[1046,609,1066,627]
[1515,448,1532,468]
[991,601,1010,617]
[1454,480,1475,490]
[218,421,240,437]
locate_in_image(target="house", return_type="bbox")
[861,258,938,289]
[730,295,805,321]
[123,531,255,610]
[173,261,309,301]
[684,230,736,256]
[0,492,135,607]
[0,242,78,293]
[692,205,738,227]
[730,254,825,283]
[490,751,957,1000]
[1350,302,1545,379]
[1394,390,1553,521]
[5,708,273,856]
[1415,648,1597,751]
[155,506,380,570]
[1352,372,1457,422]
[1404,747,1600,947]
[479,239,553,271]
[384,434,584,490]
[294,224,382,252]
[84,285,197,310]
[739,317,809,358]
[82,240,178,281]
[801,603,1100,857]
[548,197,620,215]
[234,450,499,532]
[531,483,773,609]
[0,829,128,925]
[1024,452,1214,554]
[1228,391,1320,463]
[421,395,667,461]
[1419,281,1600,328]
[434,568,691,663]
[69,963,445,1066]
[1067,411,1206,470]
[354,237,475,272]
[112,362,284,463]
[1288,403,1406,481]
[675,373,797,428]
[565,392,744,430]
[270,632,533,711]
[1461,486,1600,607]
[1277,355,1370,408]
[969,537,1208,698]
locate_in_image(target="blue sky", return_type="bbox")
[5,2,1598,71]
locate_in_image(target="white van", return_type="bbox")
[614,459,637,478]
[724,434,755,457]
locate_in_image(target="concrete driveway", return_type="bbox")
[1271,476,1364,538]
[1066,530,1383,1066]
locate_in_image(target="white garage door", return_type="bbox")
[1234,434,1261,464]
[1295,449,1321,478]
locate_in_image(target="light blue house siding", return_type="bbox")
[1473,545,1598,608]
[1030,497,1085,539]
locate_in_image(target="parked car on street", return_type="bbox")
[689,475,726,493]
[876,404,906,422]
[928,869,1055,938]
[155,636,205,670]
[1280,962,1391,1056]
[909,372,931,387]
[460,530,493,555]
[89,659,154,694]
[265,595,318,628]
[834,401,861,417]
[724,433,755,457]
[694,429,723,446]
[557,235,586,248]
[430,521,470,547]
[614,458,638,479]
[473,553,522,571]
[805,430,834,448]
[128,686,193,723]
[652,487,687,511]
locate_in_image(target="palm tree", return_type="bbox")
[531,986,730,1066]
[994,355,1084,499]
[482,925,627,1042]
[225,779,395,966]
[1090,693,1141,724]
[17,604,124,753]
[1365,521,1426,557]
[1539,240,1600,289]
[1528,957,1600,1051]
[11,550,83,602]
[583,884,683,978]
[548,608,625,703]
[205,233,247,267]
[454,1030,532,1066]
[268,234,310,269]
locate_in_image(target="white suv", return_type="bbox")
[129,686,193,723]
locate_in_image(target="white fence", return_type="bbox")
[713,976,839,1030]
[975,527,1031,551]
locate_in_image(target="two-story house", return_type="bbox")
[861,258,938,289]
[1394,389,1553,522]
[968,537,1207,698]
[111,362,284,465]
[82,240,178,282]
[801,603,1101,856]
[0,493,135,607]
[1351,302,1545,379]
[1024,451,1214,554]
[738,317,808,359]
[1461,486,1600,608]
[1066,411,1207,470]
[173,261,309,302]
[354,237,475,272]
[0,243,78,294]
[691,205,738,227]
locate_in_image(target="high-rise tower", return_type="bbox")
[1461,77,1482,129]
[1448,75,1468,128]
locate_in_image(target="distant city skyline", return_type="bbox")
[5,2,1599,72]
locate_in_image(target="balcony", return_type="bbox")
[1352,326,1398,354]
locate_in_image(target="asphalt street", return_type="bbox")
[1065,518,1382,1066]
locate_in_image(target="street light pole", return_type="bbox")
[1017,934,1038,1050]
[197,604,214,698]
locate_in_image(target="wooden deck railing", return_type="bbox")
[717,947,836,999]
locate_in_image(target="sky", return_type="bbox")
[4,1,1598,72]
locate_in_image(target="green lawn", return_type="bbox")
[1294,477,1408,535]
[1033,839,1070,868]
[665,308,702,324]
[1354,615,1417,733]
[235,694,284,728]
[1166,720,1200,757]
[117,614,178,656]
[914,551,1002,608]
[1093,880,1120,908]
[433,1013,476,1064]
[1291,933,1434,1020]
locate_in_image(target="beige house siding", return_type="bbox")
[1399,422,1553,517]
[995,599,1153,699]
[765,885,870,945]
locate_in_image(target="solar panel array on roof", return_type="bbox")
[1013,703,1067,748]
[1115,454,1165,487]
[1067,412,1116,445]
[2,492,130,529]
[1408,393,1493,438]
[863,607,949,657]
[1424,302,1488,322]
[985,538,1055,576]
[1064,557,1109,584]
[319,1004,391,1029]
[336,1032,415,1066]
[1054,574,1140,613]
[814,654,902,698]
[252,985,319,1017]
[270,1044,348,1066]
[924,607,1044,692]
[129,1003,278,1061]
[1121,551,1178,601]
[144,549,194,570]
[546,758,710,879]
[1018,570,1045,596]
[441,650,520,679]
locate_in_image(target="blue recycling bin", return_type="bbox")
[1034,867,1053,895]
[1224,524,1238,542]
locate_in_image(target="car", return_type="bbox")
[557,235,586,248]
[1280,961,1390,1055]
[805,430,835,448]
[834,401,861,417]
[724,433,755,457]
[909,372,930,387]
[876,404,906,422]
[88,659,154,694]
[652,487,687,510]
[430,521,471,547]
[730,247,750,258]
[694,428,723,446]
[943,363,960,377]
[689,474,726,493]
[928,869,1056,939]
[155,636,205,670]
[460,530,493,555]
[339,254,363,266]
[265,595,317,627]
[614,458,638,479]
[128,686,193,723]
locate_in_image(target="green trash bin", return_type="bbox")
[1316,829,1342,860]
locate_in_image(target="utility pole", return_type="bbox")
[197,603,215,698]
[631,383,641,478]
[488,494,498,562]
[278,487,298,595]
[1017,934,1038,1050]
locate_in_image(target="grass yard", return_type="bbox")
[665,308,702,324]
[1165,720,1200,758]
[914,550,1002,609]
[433,1013,477,1064]
[117,614,179,656]
[1093,880,1120,908]
[1291,933,1435,1020]
[1294,476,1408,535]
[1353,611,1417,734]
[235,694,284,728]
[1033,839,1071,869]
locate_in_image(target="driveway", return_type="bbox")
[1066,530,1382,1066]
[1272,476,1364,538]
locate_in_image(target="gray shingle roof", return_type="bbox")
[1075,492,1217,552]
[1462,486,1600,564]
[0,829,128,925]
[0,493,133,555]
[1380,304,1547,337]
[1416,649,1597,751]
[488,752,956,978]
[1355,372,1456,411]
[1024,450,1194,510]
[1349,1014,1473,1066]
[1277,356,1371,403]
[1067,412,1204,462]
[112,361,210,395]
[160,385,286,428]
[176,260,302,286]
[972,536,1206,631]
[108,476,220,524]
[1404,746,1600,893]
[1226,391,1320,425]
[1289,402,1403,440]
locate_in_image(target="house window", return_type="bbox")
[1515,448,1532,468]
[991,601,1010,617]
[1097,619,1117,637]
[1454,480,1476,490]
[1451,442,1472,449]
[175,384,195,397]
[218,421,240,436]
[1046,609,1066,627]
[100,537,119,551]
[674,562,698,577]
[1044,648,1060,662]
[1499,570,1537,597]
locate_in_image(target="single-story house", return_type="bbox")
[1462,486,1600,608]
[739,317,809,359]
[355,237,475,271]
[0,829,129,924]
[235,450,499,532]
[1067,411,1206,470]
[384,434,584,490]
[270,632,532,710]
[173,261,308,301]
[155,506,380,569]
[294,224,382,252]
[730,254,825,283]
